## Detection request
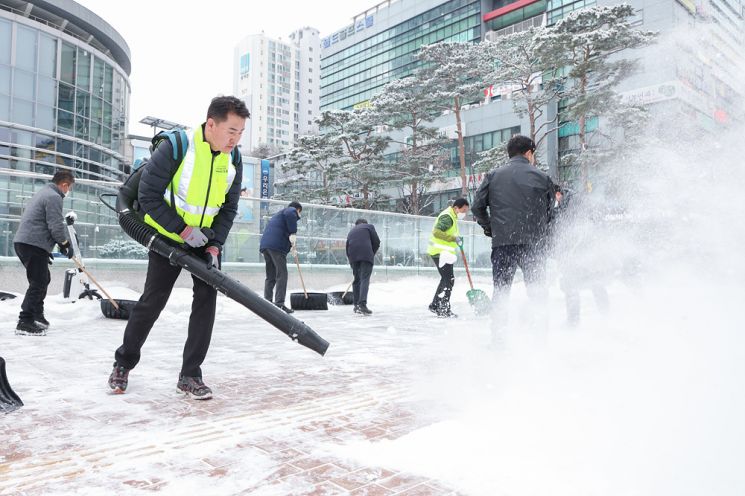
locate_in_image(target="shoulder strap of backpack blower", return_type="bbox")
[117,129,189,216]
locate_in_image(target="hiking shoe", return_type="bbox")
[177,375,213,400]
[15,320,47,336]
[428,303,438,315]
[34,314,50,330]
[275,303,294,314]
[357,304,372,316]
[108,362,129,394]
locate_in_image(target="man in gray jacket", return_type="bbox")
[13,170,75,335]
[472,135,557,342]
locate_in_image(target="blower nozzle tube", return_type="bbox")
[115,189,329,356]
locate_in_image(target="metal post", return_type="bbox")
[2,230,11,257]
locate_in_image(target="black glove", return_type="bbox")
[58,241,73,259]
[483,227,492,238]
[48,253,54,265]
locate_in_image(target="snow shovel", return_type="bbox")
[100,298,138,320]
[328,281,354,305]
[290,250,328,311]
[0,291,17,301]
[0,356,23,413]
[458,243,490,315]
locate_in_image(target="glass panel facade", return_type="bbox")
[0,16,131,230]
[36,104,55,131]
[546,0,596,24]
[0,64,9,95]
[0,94,8,120]
[58,83,74,112]
[38,35,56,78]
[321,0,481,110]
[37,76,55,107]
[15,26,37,72]
[60,42,76,84]
[485,0,547,31]
[0,20,10,66]
[13,69,35,100]
[11,98,33,126]
[77,49,91,90]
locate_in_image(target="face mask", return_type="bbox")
[457,212,466,220]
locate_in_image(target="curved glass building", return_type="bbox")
[0,0,130,254]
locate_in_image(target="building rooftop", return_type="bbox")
[0,0,131,75]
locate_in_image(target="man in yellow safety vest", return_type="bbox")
[108,96,249,400]
[426,197,470,317]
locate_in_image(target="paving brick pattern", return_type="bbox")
[0,290,481,495]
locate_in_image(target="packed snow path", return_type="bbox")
[1,275,742,495]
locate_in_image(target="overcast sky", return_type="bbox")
[75,0,376,137]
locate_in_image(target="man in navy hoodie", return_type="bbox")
[260,201,302,313]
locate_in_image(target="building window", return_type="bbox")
[60,43,77,85]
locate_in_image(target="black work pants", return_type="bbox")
[491,244,546,290]
[490,244,548,332]
[350,261,373,306]
[14,242,51,322]
[430,254,455,312]
[263,249,289,304]
[115,249,217,378]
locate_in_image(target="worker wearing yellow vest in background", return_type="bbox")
[427,198,470,318]
[109,96,249,401]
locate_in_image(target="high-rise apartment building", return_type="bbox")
[233,27,320,154]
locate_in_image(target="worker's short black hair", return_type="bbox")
[507,135,536,157]
[52,170,75,185]
[288,201,303,212]
[452,198,469,208]
[355,218,368,225]
[207,95,250,122]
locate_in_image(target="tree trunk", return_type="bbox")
[578,48,590,190]
[410,179,419,215]
[454,96,467,197]
[528,98,537,145]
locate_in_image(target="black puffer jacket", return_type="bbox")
[472,156,556,247]
[346,223,380,264]
[138,131,243,246]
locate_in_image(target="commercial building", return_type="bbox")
[321,0,744,210]
[0,0,131,253]
[233,27,321,153]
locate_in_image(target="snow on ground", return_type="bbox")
[1,266,743,495]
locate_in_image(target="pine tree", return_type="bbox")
[370,77,449,215]
[418,41,486,197]
[480,27,565,157]
[539,4,655,187]
[279,134,342,205]
[317,109,390,209]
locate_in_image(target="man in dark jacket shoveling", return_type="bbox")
[472,135,557,343]
[260,201,302,314]
[345,218,380,315]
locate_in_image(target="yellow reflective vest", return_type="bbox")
[144,126,237,243]
[427,206,459,256]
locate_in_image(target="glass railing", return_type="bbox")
[0,196,494,270]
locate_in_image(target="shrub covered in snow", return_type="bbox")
[97,239,148,259]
